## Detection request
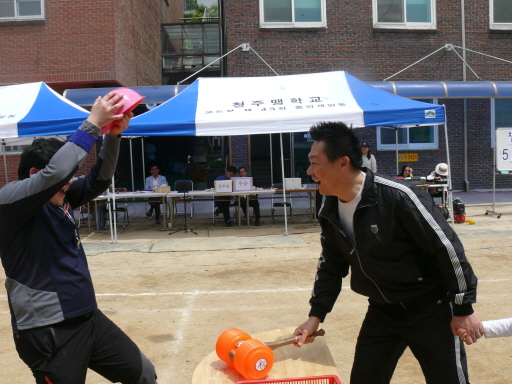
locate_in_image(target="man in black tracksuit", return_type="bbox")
[293,122,483,384]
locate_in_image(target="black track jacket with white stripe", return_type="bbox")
[309,169,478,321]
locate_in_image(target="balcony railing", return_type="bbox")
[162,22,220,73]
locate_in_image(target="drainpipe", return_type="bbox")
[462,0,469,191]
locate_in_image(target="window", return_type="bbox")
[184,0,197,12]
[490,0,512,30]
[1,144,30,154]
[0,0,44,20]
[259,0,326,29]
[373,0,436,29]
[377,99,439,150]
[491,99,512,147]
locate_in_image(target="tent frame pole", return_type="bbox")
[270,134,273,187]
[485,147,502,218]
[129,137,137,220]
[108,175,118,243]
[443,114,455,228]
[279,132,288,236]
[396,127,399,175]
[2,145,7,184]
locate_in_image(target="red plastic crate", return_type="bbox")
[236,375,342,384]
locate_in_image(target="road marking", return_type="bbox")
[0,280,509,300]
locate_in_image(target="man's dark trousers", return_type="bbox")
[14,309,157,383]
[351,299,469,384]
[215,200,231,223]
[240,197,260,220]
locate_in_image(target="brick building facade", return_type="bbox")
[0,0,181,187]
[220,0,512,190]
[2,0,512,190]
[0,0,180,90]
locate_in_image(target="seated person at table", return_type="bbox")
[427,162,448,198]
[145,164,167,224]
[238,166,261,226]
[396,164,413,180]
[214,165,237,227]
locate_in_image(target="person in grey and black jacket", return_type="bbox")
[293,121,482,384]
[0,91,157,384]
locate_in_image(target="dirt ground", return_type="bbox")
[1,204,512,383]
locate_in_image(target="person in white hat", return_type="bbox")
[435,162,449,177]
[427,162,449,197]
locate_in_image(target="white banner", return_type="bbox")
[194,72,365,136]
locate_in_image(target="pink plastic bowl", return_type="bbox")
[101,88,145,134]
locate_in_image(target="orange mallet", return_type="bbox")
[216,328,325,380]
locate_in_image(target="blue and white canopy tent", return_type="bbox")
[0,82,125,241]
[125,71,449,233]
[0,82,89,183]
[124,71,447,184]
[0,73,451,236]
[126,71,445,136]
[0,82,89,139]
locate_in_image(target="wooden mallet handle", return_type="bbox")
[229,329,325,360]
[264,329,325,350]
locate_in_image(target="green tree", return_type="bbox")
[184,3,218,22]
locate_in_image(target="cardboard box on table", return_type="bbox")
[231,177,253,192]
[284,178,302,190]
[214,179,233,192]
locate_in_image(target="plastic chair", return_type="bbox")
[102,201,130,229]
[78,204,95,229]
[174,180,194,218]
[271,183,293,223]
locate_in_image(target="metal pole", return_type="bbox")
[130,138,135,192]
[2,145,8,184]
[290,133,294,178]
[129,137,137,219]
[270,134,274,186]
[485,147,501,217]
[443,117,455,228]
[493,147,496,212]
[461,0,469,191]
[111,175,118,243]
[396,128,399,175]
[280,133,288,235]
[142,137,146,181]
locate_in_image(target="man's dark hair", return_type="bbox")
[309,121,363,169]
[237,166,247,173]
[18,138,66,180]
[226,165,237,174]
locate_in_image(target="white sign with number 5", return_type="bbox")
[502,148,510,161]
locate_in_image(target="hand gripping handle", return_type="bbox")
[264,329,326,350]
